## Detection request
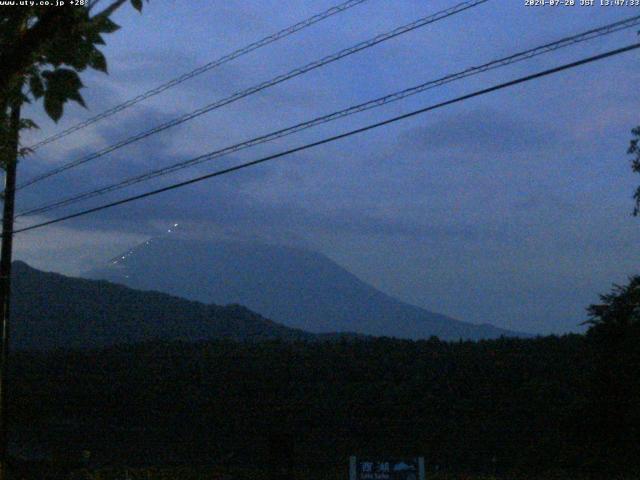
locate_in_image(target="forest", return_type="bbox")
[7,283,639,480]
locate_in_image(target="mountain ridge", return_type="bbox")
[10,260,328,350]
[85,237,529,340]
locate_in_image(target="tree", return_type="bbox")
[0,2,149,478]
[0,0,149,124]
[583,278,640,471]
[585,277,640,337]
[628,126,640,215]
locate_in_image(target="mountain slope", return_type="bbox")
[85,238,527,340]
[10,261,316,350]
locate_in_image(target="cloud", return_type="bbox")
[11,1,640,335]
[401,107,563,156]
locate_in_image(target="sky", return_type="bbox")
[11,0,640,334]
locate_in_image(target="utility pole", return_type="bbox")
[0,102,21,480]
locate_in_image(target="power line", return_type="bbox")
[17,14,640,218]
[25,0,370,151]
[14,42,640,235]
[16,0,489,190]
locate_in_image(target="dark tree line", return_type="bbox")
[6,293,638,479]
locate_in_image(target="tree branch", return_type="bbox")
[0,0,129,105]
[0,9,67,99]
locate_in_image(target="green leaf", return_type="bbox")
[86,29,106,45]
[29,74,44,99]
[18,146,33,158]
[19,118,39,131]
[43,94,64,122]
[89,49,107,73]
[131,0,143,11]
[63,40,94,71]
[41,68,87,121]
[42,69,82,95]
[67,89,87,108]
[94,16,120,34]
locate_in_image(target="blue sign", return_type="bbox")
[349,457,425,480]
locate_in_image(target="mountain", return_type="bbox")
[85,237,527,340]
[10,261,319,350]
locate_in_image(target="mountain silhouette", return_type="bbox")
[85,237,527,340]
[11,261,321,350]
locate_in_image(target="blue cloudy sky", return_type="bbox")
[13,0,640,334]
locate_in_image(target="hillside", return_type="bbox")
[10,261,317,350]
[86,237,527,340]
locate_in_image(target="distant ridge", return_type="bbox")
[10,261,325,350]
[85,237,529,340]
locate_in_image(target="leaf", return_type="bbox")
[41,68,87,121]
[67,88,87,108]
[19,118,39,130]
[43,94,64,122]
[18,146,34,158]
[86,29,106,45]
[44,68,84,91]
[89,49,107,73]
[29,73,44,98]
[131,0,143,11]
[94,16,120,34]
[63,40,94,71]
